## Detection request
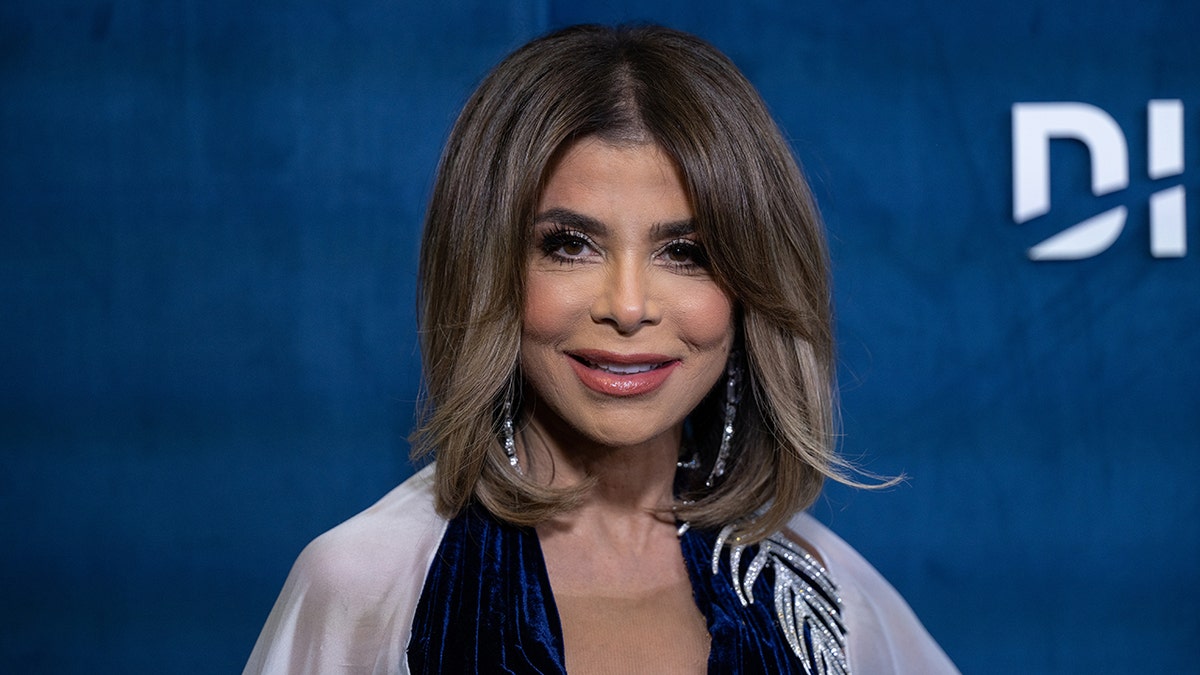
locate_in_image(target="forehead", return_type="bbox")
[537,137,693,222]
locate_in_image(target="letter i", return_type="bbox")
[1148,100,1186,257]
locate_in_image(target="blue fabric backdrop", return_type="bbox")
[3,1,1197,672]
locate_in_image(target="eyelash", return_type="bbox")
[536,227,711,273]
[538,228,596,264]
[657,239,710,272]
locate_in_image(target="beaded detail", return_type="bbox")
[712,525,850,674]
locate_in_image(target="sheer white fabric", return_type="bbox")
[244,465,446,675]
[244,466,958,674]
[787,512,959,673]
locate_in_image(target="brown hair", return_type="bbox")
[412,24,875,542]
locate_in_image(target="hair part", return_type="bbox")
[411,23,890,543]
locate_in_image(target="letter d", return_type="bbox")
[1013,102,1130,260]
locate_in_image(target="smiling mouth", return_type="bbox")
[565,350,680,396]
[569,354,669,375]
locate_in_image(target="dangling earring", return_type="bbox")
[502,384,522,474]
[706,351,742,488]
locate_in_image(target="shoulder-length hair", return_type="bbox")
[412,23,867,542]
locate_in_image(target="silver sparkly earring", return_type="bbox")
[502,385,521,474]
[706,351,742,488]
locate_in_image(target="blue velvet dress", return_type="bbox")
[406,503,834,674]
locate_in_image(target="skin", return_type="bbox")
[519,136,734,673]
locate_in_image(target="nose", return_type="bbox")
[590,257,661,333]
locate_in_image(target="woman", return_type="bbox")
[246,24,957,674]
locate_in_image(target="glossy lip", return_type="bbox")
[566,349,680,397]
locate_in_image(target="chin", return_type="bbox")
[532,396,683,453]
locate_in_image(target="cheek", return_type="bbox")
[676,285,736,350]
[522,272,583,345]
[520,270,566,341]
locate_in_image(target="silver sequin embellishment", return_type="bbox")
[712,525,850,675]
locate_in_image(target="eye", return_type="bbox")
[658,239,710,270]
[558,237,587,257]
[539,228,597,262]
[665,242,695,263]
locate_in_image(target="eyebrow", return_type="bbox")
[534,208,608,236]
[534,207,696,239]
[650,219,697,239]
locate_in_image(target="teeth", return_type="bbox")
[596,362,659,375]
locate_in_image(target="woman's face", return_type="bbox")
[520,136,735,451]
